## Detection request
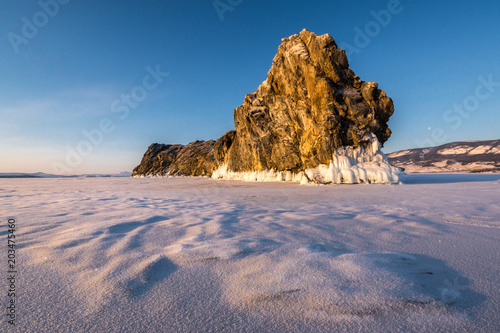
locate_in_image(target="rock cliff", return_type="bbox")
[132,141,216,177]
[133,29,399,184]
[215,29,394,173]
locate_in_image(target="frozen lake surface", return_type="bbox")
[1,174,499,332]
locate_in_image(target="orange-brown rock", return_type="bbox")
[215,29,394,173]
[133,29,395,177]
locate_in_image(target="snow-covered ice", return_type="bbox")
[1,174,500,332]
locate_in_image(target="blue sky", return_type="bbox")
[1,0,499,174]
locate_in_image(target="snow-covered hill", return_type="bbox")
[387,139,500,173]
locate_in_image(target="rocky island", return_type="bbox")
[133,29,401,184]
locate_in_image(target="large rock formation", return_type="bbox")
[133,29,400,184]
[215,29,393,173]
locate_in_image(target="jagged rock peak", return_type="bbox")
[214,29,395,174]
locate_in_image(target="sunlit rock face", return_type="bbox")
[213,29,397,183]
[134,29,399,183]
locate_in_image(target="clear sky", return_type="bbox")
[1,0,499,174]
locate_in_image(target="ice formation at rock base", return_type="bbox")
[212,134,403,185]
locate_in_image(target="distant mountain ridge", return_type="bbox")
[387,139,500,173]
[0,171,132,178]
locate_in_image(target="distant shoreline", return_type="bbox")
[0,173,131,179]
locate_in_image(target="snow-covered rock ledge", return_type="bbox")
[212,135,403,185]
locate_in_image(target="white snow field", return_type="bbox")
[1,174,500,332]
